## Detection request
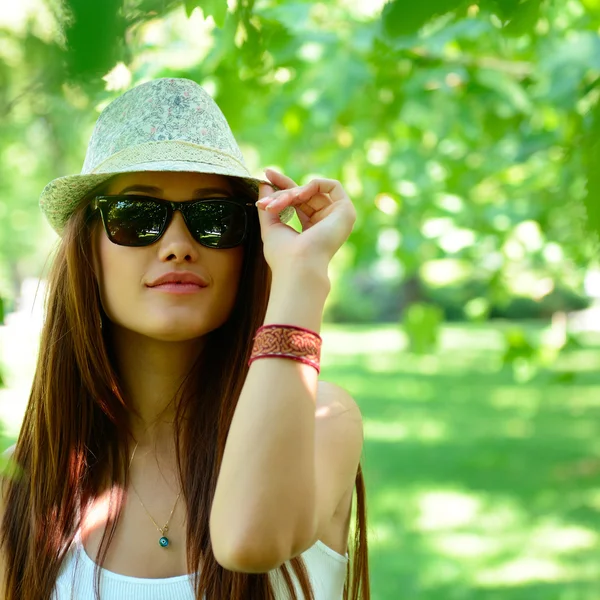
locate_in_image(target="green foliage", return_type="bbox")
[184,0,228,27]
[501,326,540,381]
[403,302,444,354]
[61,0,127,83]
[382,0,467,37]
[381,0,547,38]
[503,326,537,360]
[582,80,600,244]
[2,0,600,332]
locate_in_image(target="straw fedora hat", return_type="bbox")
[39,77,294,235]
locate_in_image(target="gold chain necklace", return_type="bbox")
[128,439,182,548]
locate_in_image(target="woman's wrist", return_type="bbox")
[264,263,330,334]
[270,255,330,293]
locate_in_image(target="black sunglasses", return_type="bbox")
[92,195,256,249]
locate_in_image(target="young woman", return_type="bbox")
[0,78,369,599]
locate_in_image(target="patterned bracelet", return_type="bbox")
[248,324,322,374]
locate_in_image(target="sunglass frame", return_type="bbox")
[92,195,257,249]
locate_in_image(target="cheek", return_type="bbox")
[220,248,245,289]
[95,235,140,317]
[210,248,245,312]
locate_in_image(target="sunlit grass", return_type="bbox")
[320,322,600,599]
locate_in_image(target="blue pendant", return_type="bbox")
[159,536,169,548]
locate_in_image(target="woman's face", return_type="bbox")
[91,171,246,342]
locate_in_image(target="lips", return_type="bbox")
[147,271,209,287]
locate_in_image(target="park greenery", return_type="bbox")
[0,0,599,327]
[2,2,600,598]
[321,321,600,599]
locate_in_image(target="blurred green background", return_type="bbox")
[2,0,600,597]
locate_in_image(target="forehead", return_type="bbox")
[106,171,234,194]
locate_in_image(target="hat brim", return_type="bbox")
[39,161,293,236]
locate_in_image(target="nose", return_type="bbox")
[157,208,199,262]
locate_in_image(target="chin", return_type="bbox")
[109,315,209,342]
[142,323,209,342]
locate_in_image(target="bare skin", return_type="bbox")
[79,382,353,578]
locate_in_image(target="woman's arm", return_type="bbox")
[210,169,357,572]
[209,261,329,572]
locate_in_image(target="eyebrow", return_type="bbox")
[118,184,232,196]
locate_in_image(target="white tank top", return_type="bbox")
[51,529,349,600]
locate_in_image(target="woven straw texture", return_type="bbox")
[39,78,293,235]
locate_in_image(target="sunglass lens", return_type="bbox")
[185,201,247,248]
[105,199,166,246]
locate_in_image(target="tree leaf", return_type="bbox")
[62,0,126,82]
[502,0,542,36]
[184,0,197,18]
[183,0,228,27]
[382,0,468,37]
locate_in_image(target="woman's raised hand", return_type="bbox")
[255,168,357,278]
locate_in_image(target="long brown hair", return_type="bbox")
[0,175,370,599]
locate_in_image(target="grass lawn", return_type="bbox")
[319,322,600,600]
[2,320,600,599]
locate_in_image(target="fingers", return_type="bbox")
[301,179,357,224]
[257,172,356,232]
[257,179,298,227]
[261,175,349,204]
[259,185,325,217]
[256,194,282,228]
[258,182,276,201]
[300,178,350,203]
[258,177,350,214]
[264,167,298,189]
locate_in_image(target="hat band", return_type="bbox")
[88,140,251,176]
